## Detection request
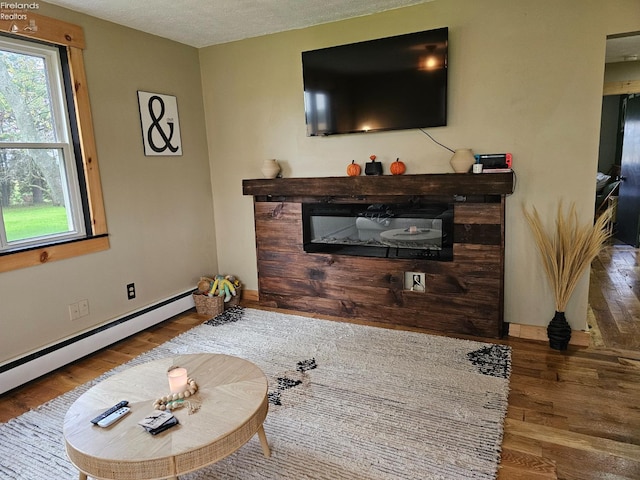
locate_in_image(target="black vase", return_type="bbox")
[547,311,572,350]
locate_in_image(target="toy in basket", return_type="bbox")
[194,275,242,316]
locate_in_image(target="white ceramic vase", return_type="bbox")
[449,149,475,173]
[261,159,281,178]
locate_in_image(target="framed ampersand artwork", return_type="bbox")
[137,91,183,156]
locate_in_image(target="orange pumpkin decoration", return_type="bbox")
[390,158,406,175]
[347,160,361,176]
[369,155,377,161]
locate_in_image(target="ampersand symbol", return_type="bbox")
[147,96,179,153]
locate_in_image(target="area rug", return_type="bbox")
[0,307,511,479]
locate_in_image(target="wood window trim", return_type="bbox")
[0,13,109,273]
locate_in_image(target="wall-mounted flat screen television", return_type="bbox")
[302,27,448,136]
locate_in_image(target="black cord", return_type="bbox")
[419,128,455,153]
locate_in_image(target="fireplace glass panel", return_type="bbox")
[303,203,453,260]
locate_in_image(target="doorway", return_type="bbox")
[598,32,640,246]
[590,32,640,350]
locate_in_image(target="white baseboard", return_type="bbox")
[0,291,195,395]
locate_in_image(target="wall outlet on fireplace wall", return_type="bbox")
[404,272,426,292]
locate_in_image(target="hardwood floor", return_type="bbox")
[589,243,640,350]
[1,246,639,479]
[499,342,640,479]
[498,243,640,479]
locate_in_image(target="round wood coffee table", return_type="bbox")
[63,353,270,480]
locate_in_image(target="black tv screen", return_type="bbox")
[302,27,448,136]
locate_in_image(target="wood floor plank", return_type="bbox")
[501,432,544,456]
[505,418,640,463]
[544,443,640,480]
[498,448,557,479]
[498,464,557,480]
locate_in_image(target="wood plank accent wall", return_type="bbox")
[243,173,514,338]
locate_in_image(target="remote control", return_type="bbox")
[90,400,129,425]
[97,407,131,427]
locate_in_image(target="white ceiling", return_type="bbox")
[39,2,640,63]
[606,33,640,64]
[45,0,434,48]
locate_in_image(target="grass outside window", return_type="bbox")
[3,205,68,242]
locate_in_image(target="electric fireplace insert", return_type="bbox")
[302,202,453,260]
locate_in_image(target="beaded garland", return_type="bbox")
[153,377,199,411]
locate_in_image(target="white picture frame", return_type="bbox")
[137,91,182,156]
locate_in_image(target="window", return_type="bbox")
[0,14,109,272]
[0,37,87,250]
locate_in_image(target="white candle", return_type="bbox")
[409,226,418,233]
[168,367,188,393]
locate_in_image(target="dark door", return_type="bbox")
[616,94,640,247]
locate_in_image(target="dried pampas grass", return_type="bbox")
[523,202,612,312]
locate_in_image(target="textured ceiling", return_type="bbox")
[606,33,640,64]
[35,2,640,62]
[45,0,434,48]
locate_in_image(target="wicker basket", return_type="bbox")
[193,293,224,318]
[225,286,242,309]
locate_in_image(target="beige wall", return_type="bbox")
[0,3,216,365]
[200,0,640,331]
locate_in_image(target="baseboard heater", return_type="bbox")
[0,290,195,395]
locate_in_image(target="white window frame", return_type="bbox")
[0,36,87,251]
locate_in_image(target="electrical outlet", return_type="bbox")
[404,272,426,292]
[127,283,136,300]
[69,303,80,320]
[69,300,90,320]
[78,299,89,317]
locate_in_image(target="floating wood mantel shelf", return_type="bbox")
[242,172,514,198]
[243,171,514,339]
